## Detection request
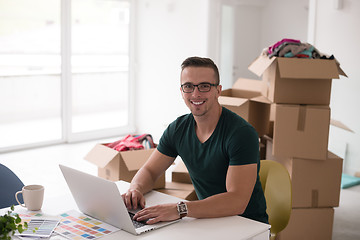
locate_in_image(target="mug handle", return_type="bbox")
[15,191,26,208]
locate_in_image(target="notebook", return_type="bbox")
[59,164,180,235]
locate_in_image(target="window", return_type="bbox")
[0,0,133,152]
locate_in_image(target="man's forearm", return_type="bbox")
[130,149,175,194]
[129,167,157,194]
[186,191,250,218]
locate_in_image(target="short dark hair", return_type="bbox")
[181,56,220,85]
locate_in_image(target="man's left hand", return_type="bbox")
[133,203,180,224]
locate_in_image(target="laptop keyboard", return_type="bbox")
[129,212,147,229]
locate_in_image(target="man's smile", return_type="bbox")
[190,100,205,106]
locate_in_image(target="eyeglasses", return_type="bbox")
[181,83,218,93]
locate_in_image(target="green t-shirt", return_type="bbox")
[157,107,268,223]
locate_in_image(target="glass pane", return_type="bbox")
[72,72,129,132]
[71,0,130,133]
[0,0,61,149]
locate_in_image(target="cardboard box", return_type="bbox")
[267,120,274,138]
[259,142,266,160]
[277,208,334,240]
[219,78,271,136]
[265,138,343,208]
[248,56,347,105]
[84,144,165,189]
[172,160,192,184]
[156,182,198,201]
[273,104,330,160]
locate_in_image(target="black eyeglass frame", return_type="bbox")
[181,82,219,93]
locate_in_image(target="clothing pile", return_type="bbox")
[105,134,156,151]
[263,38,335,60]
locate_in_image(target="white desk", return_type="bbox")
[1,181,270,240]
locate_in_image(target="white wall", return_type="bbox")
[219,5,235,90]
[259,0,309,49]
[233,4,262,80]
[232,0,309,81]
[314,0,360,174]
[134,0,211,142]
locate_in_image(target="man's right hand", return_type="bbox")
[122,188,146,210]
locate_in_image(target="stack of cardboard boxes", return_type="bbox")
[248,55,347,240]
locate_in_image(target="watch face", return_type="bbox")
[177,202,188,216]
[178,204,187,213]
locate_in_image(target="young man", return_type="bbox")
[123,56,268,224]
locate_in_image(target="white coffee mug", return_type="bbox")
[15,185,44,211]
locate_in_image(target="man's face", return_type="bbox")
[180,66,221,117]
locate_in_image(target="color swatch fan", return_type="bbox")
[16,219,59,238]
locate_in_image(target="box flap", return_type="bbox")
[327,151,342,160]
[120,148,155,171]
[277,58,341,79]
[221,88,261,99]
[84,144,119,168]
[248,55,277,77]
[251,95,272,104]
[336,63,348,77]
[330,119,354,133]
[232,78,264,92]
[218,96,249,107]
[157,183,197,201]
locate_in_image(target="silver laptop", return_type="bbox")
[59,164,180,235]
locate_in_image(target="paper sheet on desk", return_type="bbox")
[55,210,119,240]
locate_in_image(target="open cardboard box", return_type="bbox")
[248,55,347,105]
[273,104,330,160]
[218,78,271,137]
[265,136,342,208]
[156,181,198,201]
[277,208,334,240]
[84,144,165,189]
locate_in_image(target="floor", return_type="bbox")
[332,184,360,240]
[1,140,360,240]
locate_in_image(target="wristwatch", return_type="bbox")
[177,201,188,219]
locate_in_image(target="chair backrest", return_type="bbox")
[259,160,292,237]
[0,164,25,208]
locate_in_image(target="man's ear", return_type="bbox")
[216,84,222,96]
